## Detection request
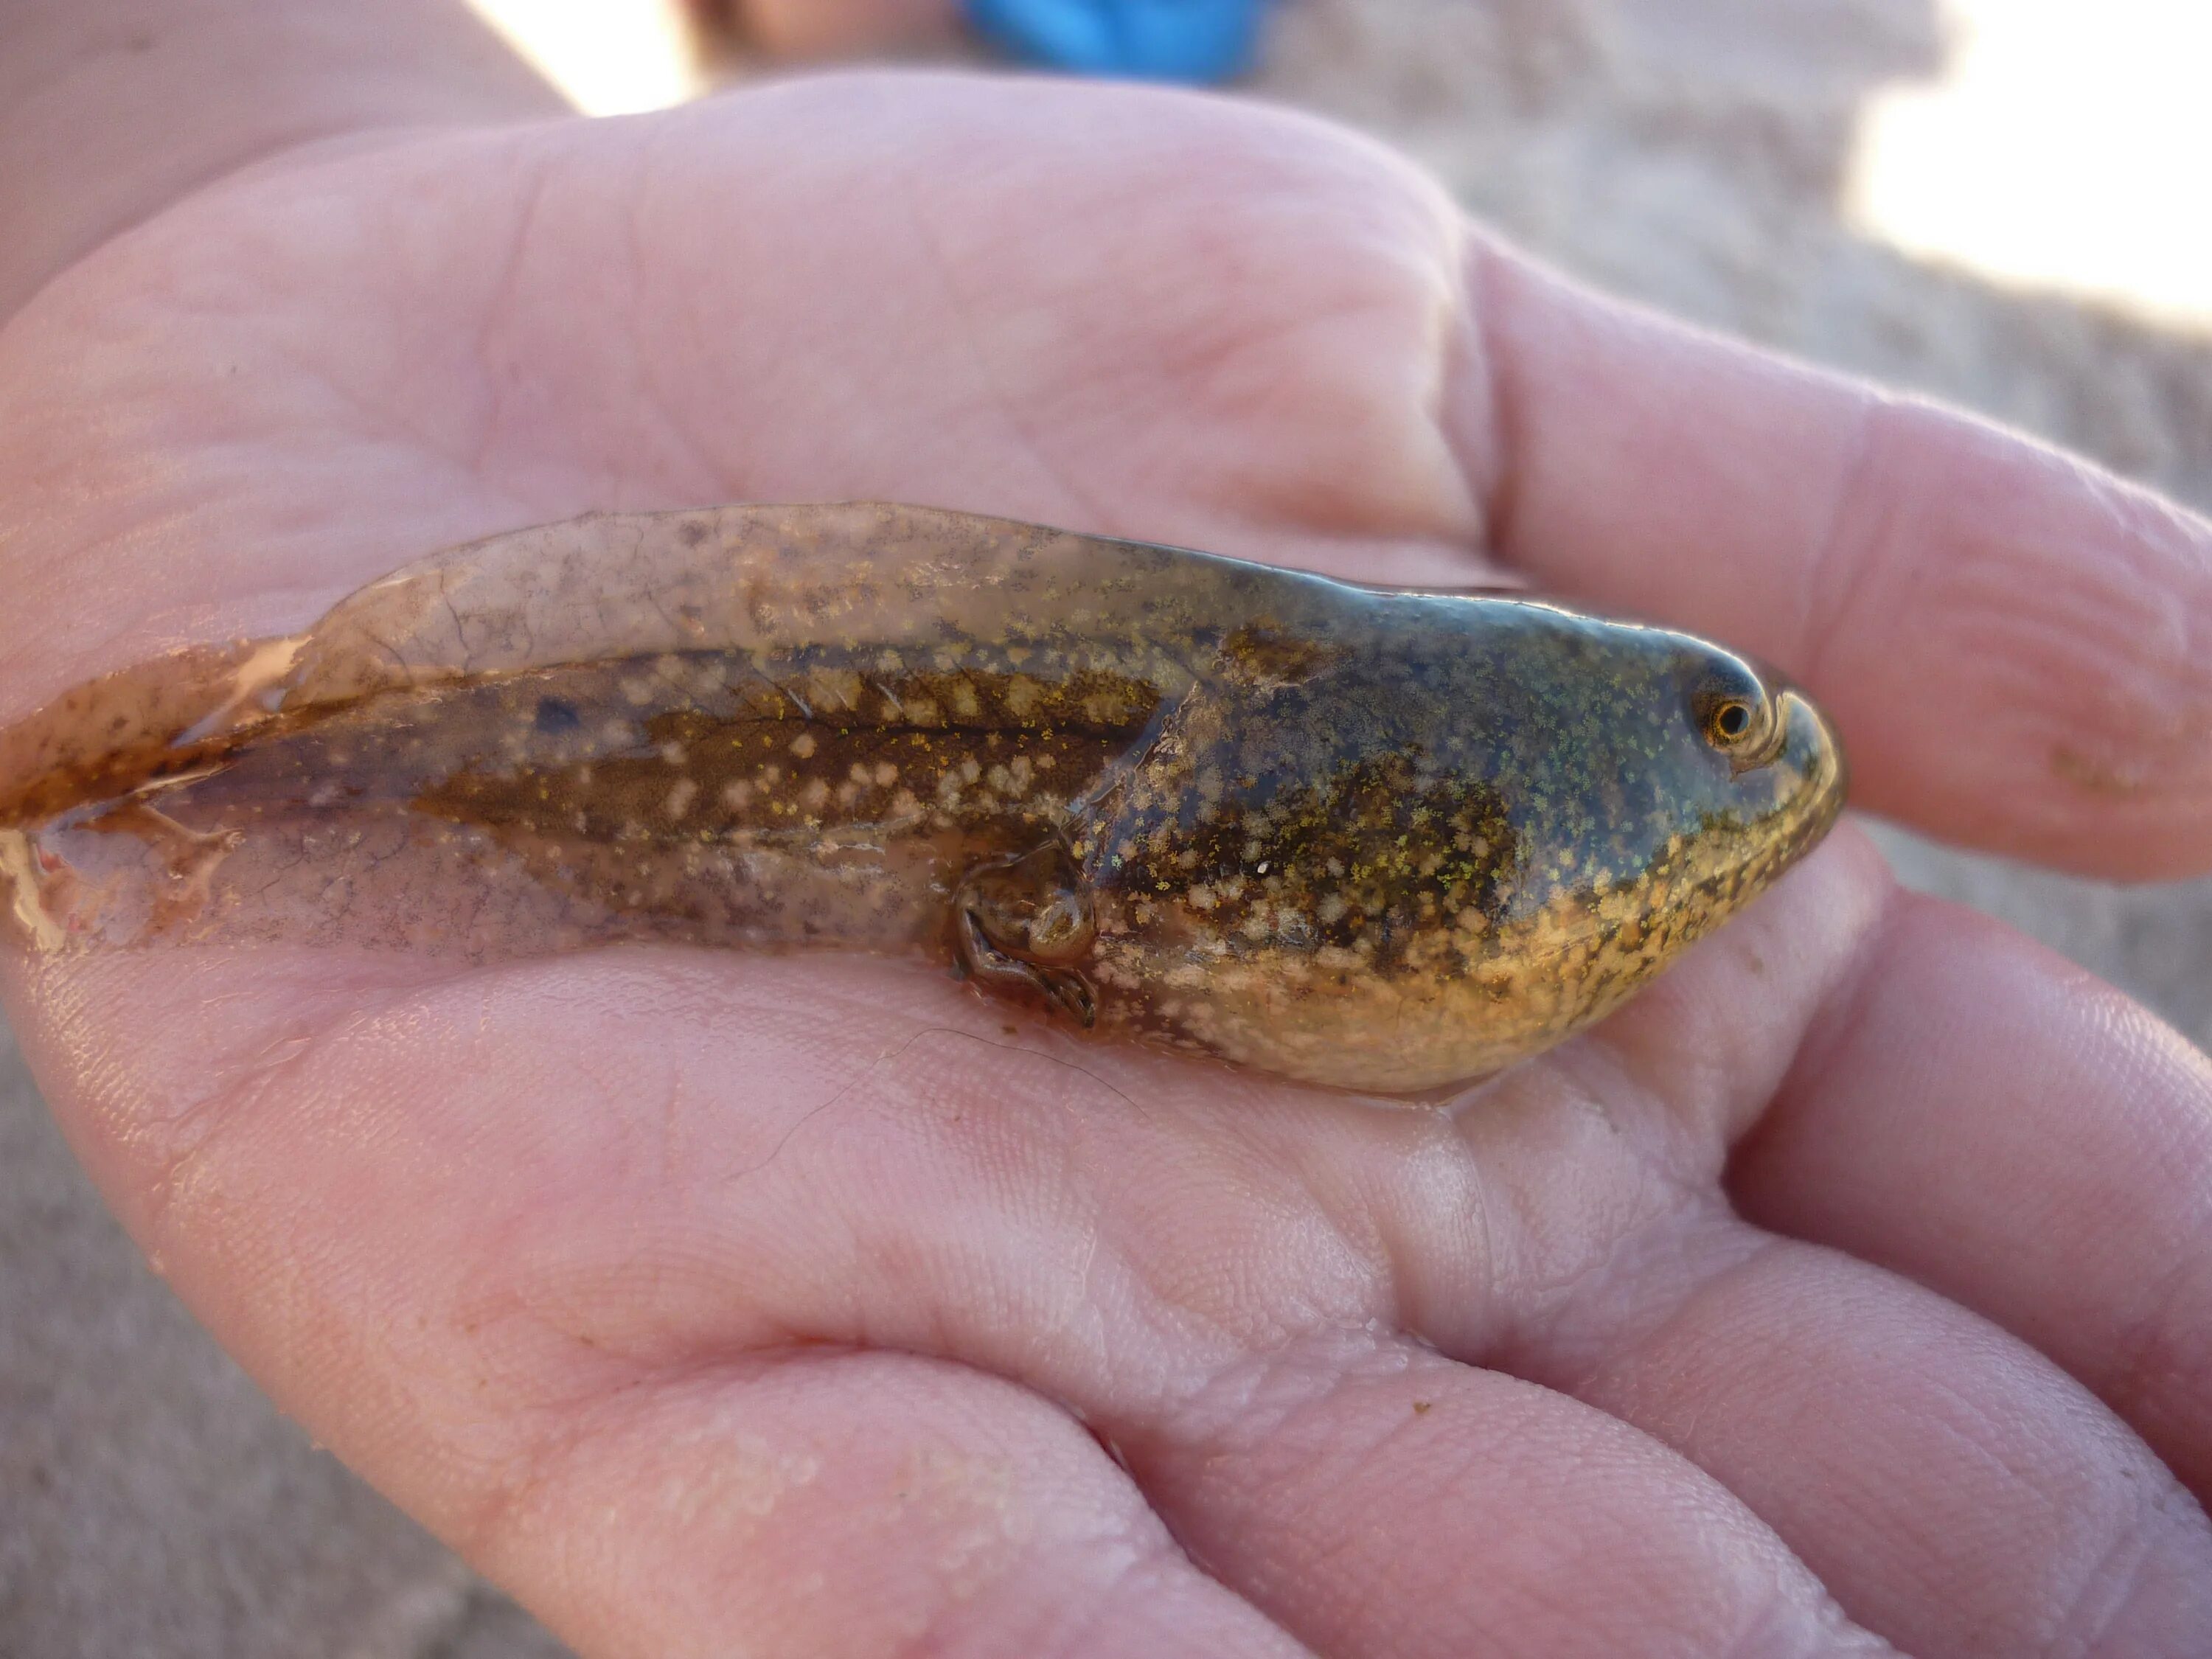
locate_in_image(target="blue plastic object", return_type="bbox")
[964,0,1270,83]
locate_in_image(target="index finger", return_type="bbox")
[1453,240,2212,880]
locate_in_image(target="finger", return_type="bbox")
[430,1349,1315,1659]
[1458,240,2212,880]
[1129,1330,1899,1658]
[1517,1231,2212,1659]
[0,0,568,323]
[1731,893,2212,1506]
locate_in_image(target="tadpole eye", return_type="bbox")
[1683,653,1781,765]
[1711,699,1755,744]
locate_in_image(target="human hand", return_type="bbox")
[5,60,2212,1659]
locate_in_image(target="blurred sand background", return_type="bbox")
[4,1,2207,1652]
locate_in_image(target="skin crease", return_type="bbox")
[4,15,2212,1659]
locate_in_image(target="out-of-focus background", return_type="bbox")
[4,2,2207,1654]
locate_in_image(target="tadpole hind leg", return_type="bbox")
[953,842,1099,1030]
[953,902,1099,1028]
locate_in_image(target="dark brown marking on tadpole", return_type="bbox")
[1218,625,1346,690]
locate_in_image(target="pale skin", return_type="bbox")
[5,4,2212,1656]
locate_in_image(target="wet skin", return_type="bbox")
[0,501,1843,1092]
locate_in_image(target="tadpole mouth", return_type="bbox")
[1774,686,1848,846]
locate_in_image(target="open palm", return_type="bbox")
[6,73,2212,1658]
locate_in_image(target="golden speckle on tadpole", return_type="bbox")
[0,503,1843,1094]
